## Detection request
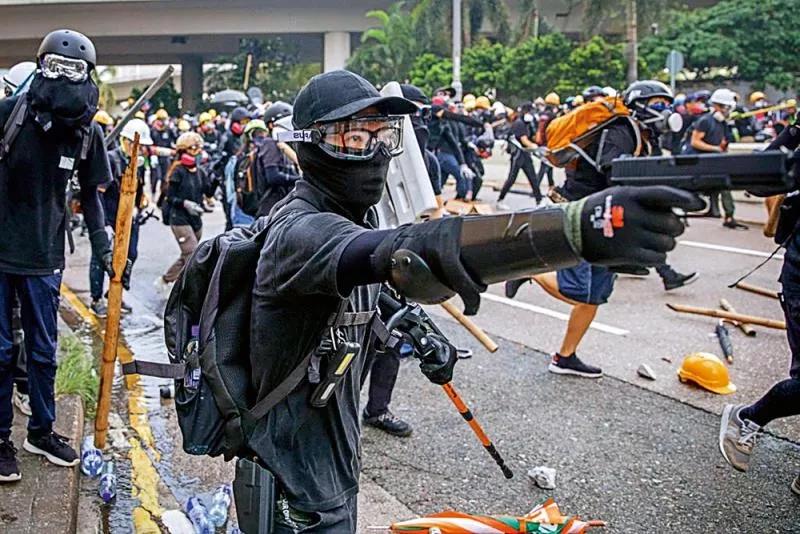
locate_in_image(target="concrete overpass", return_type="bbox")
[0,0,392,108]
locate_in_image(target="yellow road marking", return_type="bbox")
[60,283,163,530]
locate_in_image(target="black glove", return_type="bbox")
[417,333,458,385]
[576,186,704,267]
[122,259,133,290]
[89,230,115,278]
[372,217,486,315]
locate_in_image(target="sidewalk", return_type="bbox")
[0,319,86,534]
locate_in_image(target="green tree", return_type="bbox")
[94,66,117,112]
[639,0,799,89]
[408,53,453,96]
[130,78,180,116]
[499,33,572,100]
[556,35,626,94]
[347,3,421,84]
[461,40,507,95]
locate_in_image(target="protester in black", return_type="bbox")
[0,29,113,481]
[150,108,175,196]
[241,118,300,217]
[498,103,542,204]
[156,132,216,290]
[245,70,699,532]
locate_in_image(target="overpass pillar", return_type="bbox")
[323,32,351,72]
[181,55,203,112]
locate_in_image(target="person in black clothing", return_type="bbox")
[498,103,542,205]
[89,118,151,317]
[150,108,175,196]
[718,113,800,495]
[243,116,300,217]
[534,94,561,189]
[0,29,115,481]
[217,106,249,230]
[155,131,217,290]
[428,96,482,200]
[244,70,700,532]
[401,84,444,216]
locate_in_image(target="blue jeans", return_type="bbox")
[0,271,62,438]
[437,151,469,199]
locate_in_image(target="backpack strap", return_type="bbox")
[121,359,185,379]
[0,96,28,161]
[247,297,351,421]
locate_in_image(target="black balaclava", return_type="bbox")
[296,142,391,220]
[411,115,429,153]
[28,72,99,134]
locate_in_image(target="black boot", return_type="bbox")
[659,266,699,291]
[505,278,529,299]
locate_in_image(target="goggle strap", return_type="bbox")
[275,130,319,144]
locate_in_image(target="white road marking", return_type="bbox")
[678,240,784,261]
[482,293,630,336]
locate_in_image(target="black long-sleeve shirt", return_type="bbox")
[164,164,215,231]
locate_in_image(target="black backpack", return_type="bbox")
[234,149,260,217]
[122,199,378,460]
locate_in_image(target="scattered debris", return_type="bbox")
[637,363,657,380]
[666,302,785,330]
[735,281,779,300]
[108,412,125,429]
[160,384,175,399]
[161,510,194,534]
[715,321,734,363]
[720,299,756,337]
[527,465,557,490]
[661,356,673,364]
[107,428,130,451]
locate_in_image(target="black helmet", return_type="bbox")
[264,101,293,124]
[37,29,96,67]
[400,84,430,106]
[230,106,249,123]
[582,85,605,101]
[623,80,673,107]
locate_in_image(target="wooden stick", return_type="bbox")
[735,281,780,300]
[95,133,140,449]
[440,300,499,353]
[763,194,785,238]
[243,53,253,90]
[720,298,756,337]
[667,302,785,330]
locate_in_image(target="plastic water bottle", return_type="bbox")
[184,497,213,534]
[80,436,103,477]
[207,484,232,527]
[98,461,117,503]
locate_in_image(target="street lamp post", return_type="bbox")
[452,0,462,100]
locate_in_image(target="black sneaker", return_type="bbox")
[505,278,529,299]
[548,353,603,378]
[23,431,79,467]
[363,409,413,437]
[120,300,133,314]
[661,269,699,291]
[0,439,21,483]
[723,218,748,230]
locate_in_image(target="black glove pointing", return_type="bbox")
[578,186,704,267]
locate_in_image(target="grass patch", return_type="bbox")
[55,334,100,418]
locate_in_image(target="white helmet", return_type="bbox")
[120,118,154,145]
[3,61,36,97]
[603,86,617,97]
[710,88,737,108]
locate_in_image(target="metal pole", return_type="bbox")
[452,0,463,100]
[626,0,638,83]
[105,65,175,148]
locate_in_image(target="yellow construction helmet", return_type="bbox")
[175,131,203,151]
[208,108,218,119]
[134,111,146,120]
[749,91,766,104]
[177,119,191,132]
[198,111,212,125]
[93,109,113,126]
[545,92,560,106]
[677,352,737,395]
[475,96,491,110]
[573,95,585,106]
[155,108,169,120]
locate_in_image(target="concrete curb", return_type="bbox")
[0,393,84,534]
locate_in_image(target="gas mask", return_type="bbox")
[28,65,98,132]
[713,109,728,122]
[635,101,683,133]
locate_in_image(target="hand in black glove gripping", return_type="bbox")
[417,333,458,385]
[372,217,487,315]
[89,230,115,278]
[576,186,704,267]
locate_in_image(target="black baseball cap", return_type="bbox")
[400,84,430,106]
[293,70,417,129]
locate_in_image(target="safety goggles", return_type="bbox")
[40,53,89,83]
[277,115,404,161]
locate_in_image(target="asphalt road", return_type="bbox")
[60,154,800,532]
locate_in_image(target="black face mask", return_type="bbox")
[296,143,391,220]
[411,116,429,153]
[28,73,99,133]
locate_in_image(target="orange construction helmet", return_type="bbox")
[677,352,736,395]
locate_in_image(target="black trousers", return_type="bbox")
[499,149,541,202]
[365,351,400,417]
[537,160,554,188]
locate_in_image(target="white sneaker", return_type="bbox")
[12,384,31,417]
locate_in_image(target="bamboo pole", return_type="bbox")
[720,298,757,337]
[95,133,140,449]
[764,195,785,238]
[735,281,780,300]
[243,53,253,90]
[667,302,785,330]
[440,300,499,353]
